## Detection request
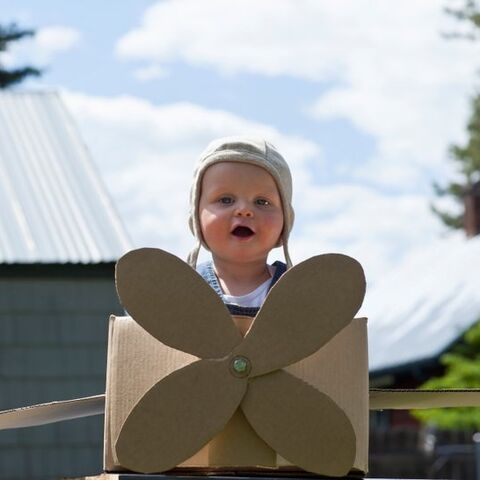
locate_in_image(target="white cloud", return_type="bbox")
[291,185,446,284]
[133,64,169,82]
[62,90,447,285]
[62,91,320,259]
[117,0,410,81]
[116,0,480,188]
[116,1,479,85]
[6,25,81,66]
[34,26,81,62]
[0,50,15,68]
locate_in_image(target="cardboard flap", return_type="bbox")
[235,253,366,377]
[103,315,199,470]
[115,248,242,358]
[241,369,355,477]
[116,359,248,473]
[0,395,105,430]
[370,388,480,410]
[112,248,365,476]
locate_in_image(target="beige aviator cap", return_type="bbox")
[187,135,294,268]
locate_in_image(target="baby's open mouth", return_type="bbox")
[231,226,255,238]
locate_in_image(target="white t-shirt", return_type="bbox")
[221,266,274,308]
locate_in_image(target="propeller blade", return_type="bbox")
[116,359,247,473]
[241,370,356,477]
[236,254,365,376]
[116,248,242,358]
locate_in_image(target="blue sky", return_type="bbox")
[1,0,479,289]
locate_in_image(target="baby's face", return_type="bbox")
[199,162,284,265]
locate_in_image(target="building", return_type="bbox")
[367,184,480,386]
[0,91,132,479]
[368,234,480,385]
[365,194,480,478]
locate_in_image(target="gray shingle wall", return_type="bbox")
[0,268,123,479]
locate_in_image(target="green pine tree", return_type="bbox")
[0,23,41,88]
[432,1,480,229]
[432,93,480,229]
[444,0,480,40]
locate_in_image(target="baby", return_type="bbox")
[187,136,294,318]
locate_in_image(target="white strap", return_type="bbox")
[0,394,105,430]
[370,388,480,410]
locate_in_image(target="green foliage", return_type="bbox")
[430,203,464,229]
[432,1,480,229]
[412,320,480,429]
[432,91,480,229]
[0,23,41,88]
[444,0,480,40]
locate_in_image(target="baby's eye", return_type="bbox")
[219,196,234,205]
[256,198,270,206]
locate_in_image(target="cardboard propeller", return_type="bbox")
[114,248,366,476]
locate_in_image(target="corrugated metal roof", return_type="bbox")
[0,91,132,263]
[365,235,480,373]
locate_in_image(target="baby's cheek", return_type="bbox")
[264,212,283,230]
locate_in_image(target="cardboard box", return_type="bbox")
[104,315,369,474]
[1,248,370,477]
[103,248,369,476]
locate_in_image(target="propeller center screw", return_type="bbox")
[230,355,251,378]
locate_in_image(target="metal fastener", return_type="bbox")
[230,355,251,378]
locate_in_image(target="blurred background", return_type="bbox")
[1,0,480,478]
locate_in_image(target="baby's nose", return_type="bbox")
[235,203,253,217]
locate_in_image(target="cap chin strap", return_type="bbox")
[283,242,293,269]
[187,241,201,269]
